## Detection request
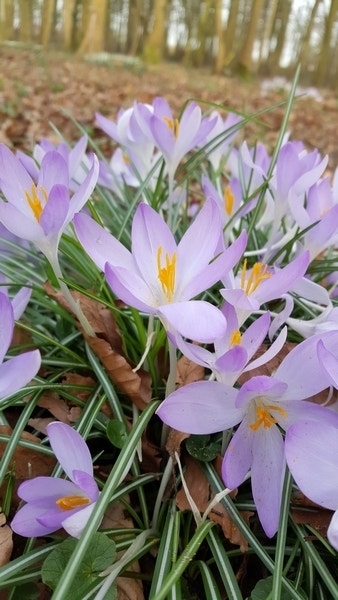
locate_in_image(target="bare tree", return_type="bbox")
[143,0,168,64]
[315,0,338,86]
[237,0,265,76]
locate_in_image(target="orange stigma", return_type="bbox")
[163,116,179,137]
[224,185,234,216]
[250,404,287,431]
[25,184,47,221]
[56,494,91,511]
[240,259,272,295]
[157,246,177,301]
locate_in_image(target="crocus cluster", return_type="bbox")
[2,96,338,548]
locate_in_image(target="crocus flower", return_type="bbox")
[285,420,338,550]
[221,251,310,326]
[0,144,99,266]
[11,422,99,539]
[74,198,247,341]
[0,292,40,400]
[157,330,338,537]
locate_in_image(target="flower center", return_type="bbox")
[25,184,47,221]
[224,184,234,216]
[157,246,177,302]
[229,329,241,347]
[240,259,272,295]
[163,116,179,137]
[250,403,287,431]
[56,494,91,511]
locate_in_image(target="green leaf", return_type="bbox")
[11,583,40,600]
[186,434,220,462]
[251,576,294,600]
[106,419,128,449]
[41,532,117,599]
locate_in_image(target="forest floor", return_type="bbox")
[0,45,337,174]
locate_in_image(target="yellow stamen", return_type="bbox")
[163,116,179,137]
[157,246,177,302]
[229,329,242,347]
[123,153,130,165]
[240,259,272,295]
[224,185,234,216]
[250,404,287,431]
[56,494,91,511]
[25,184,47,222]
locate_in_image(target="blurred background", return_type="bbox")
[0,0,337,88]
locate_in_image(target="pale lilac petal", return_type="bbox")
[215,346,248,374]
[0,202,43,243]
[156,380,241,434]
[285,421,338,509]
[0,293,14,362]
[11,502,61,537]
[0,350,41,398]
[275,331,338,399]
[158,300,227,342]
[38,506,78,529]
[244,326,287,373]
[150,115,175,158]
[74,213,132,272]
[62,502,97,538]
[222,416,254,488]
[131,202,176,284]
[278,400,338,430]
[47,422,94,480]
[72,470,99,501]
[178,198,222,272]
[255,252,310,304]
[39,185,69,236]
[0,144,34,210]
[66,155,99,221]
[317,340,338,388]
[251,424,285,537]
[327,511,338,550]
[39,152,69,192]
[220,288,259,311]
[105,263,156,313]
[11,286,32,320]
[18,477,81,502]
[181,231,247,299]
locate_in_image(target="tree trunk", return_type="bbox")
[18,0,33,43]
[315,0,338,86]
[195,0,213,67]
[0,0,15,41]
[213,0,224,74]
[267,0,292,69]
[63,0,77,51]
[298,0,323,67]
[237,0,265,76]
[142,0,168,64]
[127,0,142,55]
[224,0,239,66]
[76,0,108,56]
[258,0,279,65]
[40,0,56,48]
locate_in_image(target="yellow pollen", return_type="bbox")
[163,116,179,137]
[56,494,91,511]
[123,153,131,165]
[250,404,287,431]
[157,246,177,301]
[230,329,242,347]
[224,185,234,215]
[25,184,47,222]
[240,259,272,295]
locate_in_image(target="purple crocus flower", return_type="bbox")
[157,330,338,537]
[11,422,99,539]
[221,251,310,326]
[0,274,31,320]
[0,292,40,399]
[285,420,338,550]
[74,198,247,342]
[0,144,99,265]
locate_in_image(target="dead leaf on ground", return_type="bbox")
[175,455,252,551]
[0,509,13,566]
[291,489,333,538]
[175,355,205,387]
[165,428,190,457]
[0,425,56,492]
[44,283,152,409]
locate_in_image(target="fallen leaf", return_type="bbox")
[165,428,190,457]
[175,355,205,387]
[0,509,13,566]
[44,284,152,409]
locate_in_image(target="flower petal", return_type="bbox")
[251,424,285,537]
[222,416,254,488]
[46,422,94,480]
[0,350,41,398]
[328,510,338,550]
[158,300,227,342]
[105,262,156,313]
[285,420,338,510]
[0,202,43,243]
[156,380,241,434]
[39,185,69,236]
[11,502,61,537]
[17,477,81,502]
[62,502,97,538]
[0,293,14,363]
[72,470,99,501]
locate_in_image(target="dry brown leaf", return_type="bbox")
[176,355,205,387]
[44,284,152,409]
[165,428,190,457]
[0,510,13,567]
[175,455,252,551]
[0,425,56,487]
[291,507,332,538]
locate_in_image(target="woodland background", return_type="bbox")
[0,0,337,87]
